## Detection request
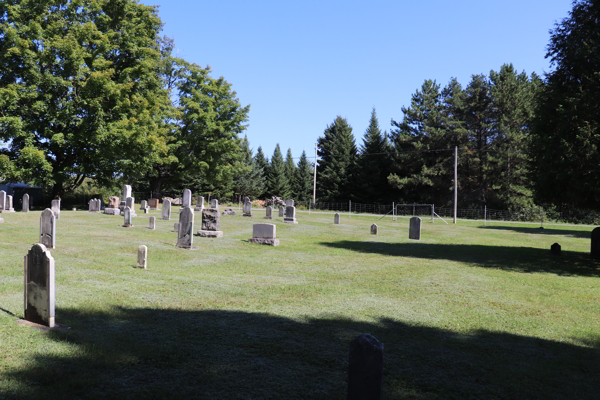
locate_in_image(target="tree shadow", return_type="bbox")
[479,225,592,239]
[3,307,599,399]
[320,241,600,277]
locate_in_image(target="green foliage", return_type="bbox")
[267,144,290,198]
[294,150,313,202]
[284,148,296,194]
[232,136,266,199]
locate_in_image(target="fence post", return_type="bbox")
[431,204,434,223]
[413,203,415,216]
[392,202,395,222]
[484,206,487,226]
[349,200,351,218]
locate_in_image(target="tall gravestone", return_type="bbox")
[265,206,272,219]
[162,199,172,220]
[6,195,14,212]
[334,213,341,224]
[248,223,279,246]
[284,206,297,224]
[51,199,60,220]
[371,224,378,235]
[22,193,29,213]
[591,227,600,259]
[40,209,56,249]
[195,196,205,211]
[211,199,219,209]
[0,190,6,211]
[24,243,56,328]
[120,185,132,211]
[347,333,384,400]
[183,189,192,208]
[197,208,224,238]
[123,207,133,227]
[409,217,421,240]
[243,198,252,217]
[279,206,285,217]
[176,207,195,249]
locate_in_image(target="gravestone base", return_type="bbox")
[196,230,224,238]
[18,319,71,331]
[222,208,236,215]
[1,208,15,213]
[284,218,297,224]
[104,208,121,215]
[243,213,252,217]
[176,244,197,250]
[122,223,133,228]
[249,238,280,246]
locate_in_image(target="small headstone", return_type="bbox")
[248,223,279,246]
[371,224,378,235]
[137,245,148,269]
[148,198,159,210]
[211,199,219,209]
[279,206,285,217]
[140,200,148,211]
[104,208,121,215]
[334,213,341,224]
[551,243,561,256]
[197,208,224,238]
[591,227,600,259]
[183,189,192,208]
[222,207,236,215]
[195,196,205,211]
[40,209,56,249]
[88,198,101,212]
[176,207,195,249]
[24,243,56,328]
[22,193,30,213]
[347,333,384,400]
[51,199,60,219]
[243,199,252,217]
[265,206,272,219]
[148,216,156,230]
[123,207,133,227]
[285,199,294,207]
[0,190,6,211]
[173,222,179,232]
[162,199,172,220]
[284,206,297,224]
[409,217,421,240]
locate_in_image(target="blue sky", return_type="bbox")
[146,0,573,161]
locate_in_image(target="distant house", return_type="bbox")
[0,183,44,210]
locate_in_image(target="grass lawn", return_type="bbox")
[1,207,599,399]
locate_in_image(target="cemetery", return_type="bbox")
[0,203,598,399]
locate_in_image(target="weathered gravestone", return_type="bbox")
[40,209,56,249]
[105,196,120,215]
[176,207,195,249]
[148,198,159,210]
[222,207,236,215]
[265,206,273,219]
[248,223,279,246]
[279,206,285,217]
[551,243,561,256]
[6,195,14,212]
[140,200,148,211]
[23,243,56,328]
[88,198,101,212]
[137,245,148,269]
[211,199,219,209]
[347,333,384,400]
[334,213,341,224]
[243,198,252,217]
[0,190,6,211]
[183,189,192,208]
[51,199,60,220]
[194,196,205,211]
[173,222,180,232]
[284,206,297,224]
[197,208,224,238]
[148,216,156,230]
[123,207,133,227]
[285,199,294,207]
[591,227,600,259]
[125,197,136,217]
[162,199,172,220]
[409,217,421,240]
[22,194,29,213]
[371,224,378,235]
[120,185,132,211]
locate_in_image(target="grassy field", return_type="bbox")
[0,207,599,399]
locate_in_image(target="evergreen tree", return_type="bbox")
[284,148,297,198]
[232,136,266,199]
[267,144,290,198]
[294,150,314,203]
[317,116,357,202]
[254,147,269,177]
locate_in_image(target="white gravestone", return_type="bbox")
[211,199,218,209]
[334,213,341,224]
[0,190,6,211]
[162,199,171,220]
[40,209,56,249]
[137,245,148,269]
[176,207,195,249]
[409,217,421,240]
[140,200,148,211]
[195,196,205,211]
[148,216,156,230]
[279,206,285,217]
[248,223,280,246]
[284,206,297,224]
[24,243,56,328]
[6,195,14,212]
[183,189,192,208]
[22,193,29,213]
[243,199,252,217]
[285,199,294,207]
[51,199,60,219]
[123,207,133,227]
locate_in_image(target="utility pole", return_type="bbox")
[453,146,458,224]
[313,143,317,204]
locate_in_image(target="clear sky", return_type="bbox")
[145,0,573,161]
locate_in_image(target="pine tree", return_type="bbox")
[267,144,290,198]
[284,148,297,198]
[232,136,266,199]
[294,150,313,203]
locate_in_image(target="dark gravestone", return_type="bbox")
[24,243,56,327]
[409,217,421,240]
[551,243,561,256]
[197,208,223,238]
[347,333,383,400]
[591,228,600,259]
[176,206,195,248]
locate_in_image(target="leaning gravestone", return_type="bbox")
[123,207,133,227]
[591,227,600,259]
[279,206,285,217]
[197,208,224,238]
[265,206,272,219]
[347,333,384,400]
[22,194,29,213]
[248,223,279,246]
[176,207,195,249]
[40,209,56,249]
[0,190,6,211]
[24,243,56,328]
[51,199,60,220]
[371,224,378,235]
[243,199,252,217]
[334,213,341,224]
[137,245,148,269]
[148,216,156,230]
[183,189,192,208]
[162,199,172,220]
[195,196,205,211]
[284,206,297,224]
[211,199,219,209]
[409,217,421,240]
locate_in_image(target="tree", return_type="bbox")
[531,0,600,209]
[284,148,296,197]
[232,136,266,199]
[254,146,269,176]
[317,116,357,202]
[294,150,313,202]
[0,0,168,196]
[267,144,290,198]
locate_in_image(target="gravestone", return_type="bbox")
[22,194,29,213]
[0,190,5,211]
[334,213,341,224]
[148,216,156,230]
[24,243,56,328]
[284,206,297,224]
[211,199,219,209]
[120,185,132,211]
[197,208,224,238]
[123,207,133,227]
[222,207,236,215]
[123,197,136,217]
[347,333,384,400]
[285,199,294,207]
[195,196,205,211]
[551,243,561,256]
[591,227,600,259]
[173,222,180,232]
[279,206,285,217]
[162,199,172,220]
[248,223,279,246]
[6,195,14,212]
[183,189,192,208]
[105,196,120,214]
[140,200,148,211]
[88,198,101,212]
[409,217,421,240]
[243,199,252,217]
[176,207,195,249]
[265,206,272,219]
[51,199,60,220]
[137,245,148,269]
[148,198,159,210]
[371,224,378,235]
[40,209,56,249]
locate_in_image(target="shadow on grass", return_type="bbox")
[320,241,600,277]
[479,225,592,239]
[4,307,599,400]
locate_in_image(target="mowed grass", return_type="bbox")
[0,208,599,399]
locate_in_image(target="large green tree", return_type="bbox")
[294,150,313,203]
[531,0,600,209]
[0,0,168,196]
[232,136,266,199]
[267,144,290,198]
[284,148,296,196]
